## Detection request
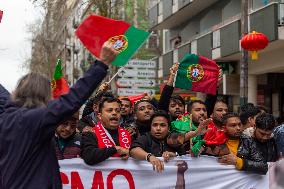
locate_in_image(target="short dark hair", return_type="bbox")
[215,99,227,106]
[120,97,132,108]
[222,112,239,125]
[170,95,185,106]
[94,91,114,105]
[133,99,155,113]
[240,103,255,112]
[239,103,260,125]
[255,113,275,131]
[187,100,206,112]
[82,91,115,117]
[98,97,121,113]
[150,110,171,127]
[256,105,268,113]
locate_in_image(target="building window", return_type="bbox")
[279,2,284,25]
[158,1,163,16]
[250,0,271,11]
[171,36,181,49]
[213,30,220,49]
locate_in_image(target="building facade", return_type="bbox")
[149,0,284,115]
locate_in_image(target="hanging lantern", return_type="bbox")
[241,31,269,60]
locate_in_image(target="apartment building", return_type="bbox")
[149,0,284,115]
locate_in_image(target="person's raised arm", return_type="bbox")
[158,63,179,112]
[40,42,117,138]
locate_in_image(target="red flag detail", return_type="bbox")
[127,93,146,105]
[204,122,227,145]
[75,15,130,58]
[191,56,219,95]
[52,78,70,99]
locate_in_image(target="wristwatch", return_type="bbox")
[146,153,153,162]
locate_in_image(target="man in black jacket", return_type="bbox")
[125,99,155,139]
[130,110,209,172]
[78,91,114,132]
[120,97,135,127]
[219,113,278,175]
[81,97,131,165]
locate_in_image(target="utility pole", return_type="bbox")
[240,0,249,106]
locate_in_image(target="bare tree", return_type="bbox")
[27,0,68,77]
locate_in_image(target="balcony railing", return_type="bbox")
[148,0,218,30]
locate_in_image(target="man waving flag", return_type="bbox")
[76,15,150,66]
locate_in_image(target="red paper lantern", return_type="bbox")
[241,31,269,60]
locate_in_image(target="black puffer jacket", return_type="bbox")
[130,133,176,157]
[237,135,278,175]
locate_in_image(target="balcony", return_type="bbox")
[149,0,219,30]
[157,2,283,78]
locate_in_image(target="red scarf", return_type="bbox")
[93,122,131,157]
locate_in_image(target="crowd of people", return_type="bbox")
[52,58,284,181]
[0,42,284,189]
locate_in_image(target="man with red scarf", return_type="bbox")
[81,97,131,165]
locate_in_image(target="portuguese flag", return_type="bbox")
[173,53,219,95]
[52,59,70,99]
[76,15,150,66]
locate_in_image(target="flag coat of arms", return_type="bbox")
[75,15,150,66]
[173,54,219,95]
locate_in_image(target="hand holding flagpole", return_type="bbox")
[96,67,125,93]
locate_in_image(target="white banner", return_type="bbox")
[59,156,270,189]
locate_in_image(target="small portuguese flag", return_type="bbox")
[75,15,150,66]
[52,59,70,99]
[173,54,219,95]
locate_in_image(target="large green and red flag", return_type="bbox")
[75,15,150,66]
[0,10,3,23]
[173,53,219,95]
[52,59,70,99]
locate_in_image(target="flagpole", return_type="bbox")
[107,67,125,84]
